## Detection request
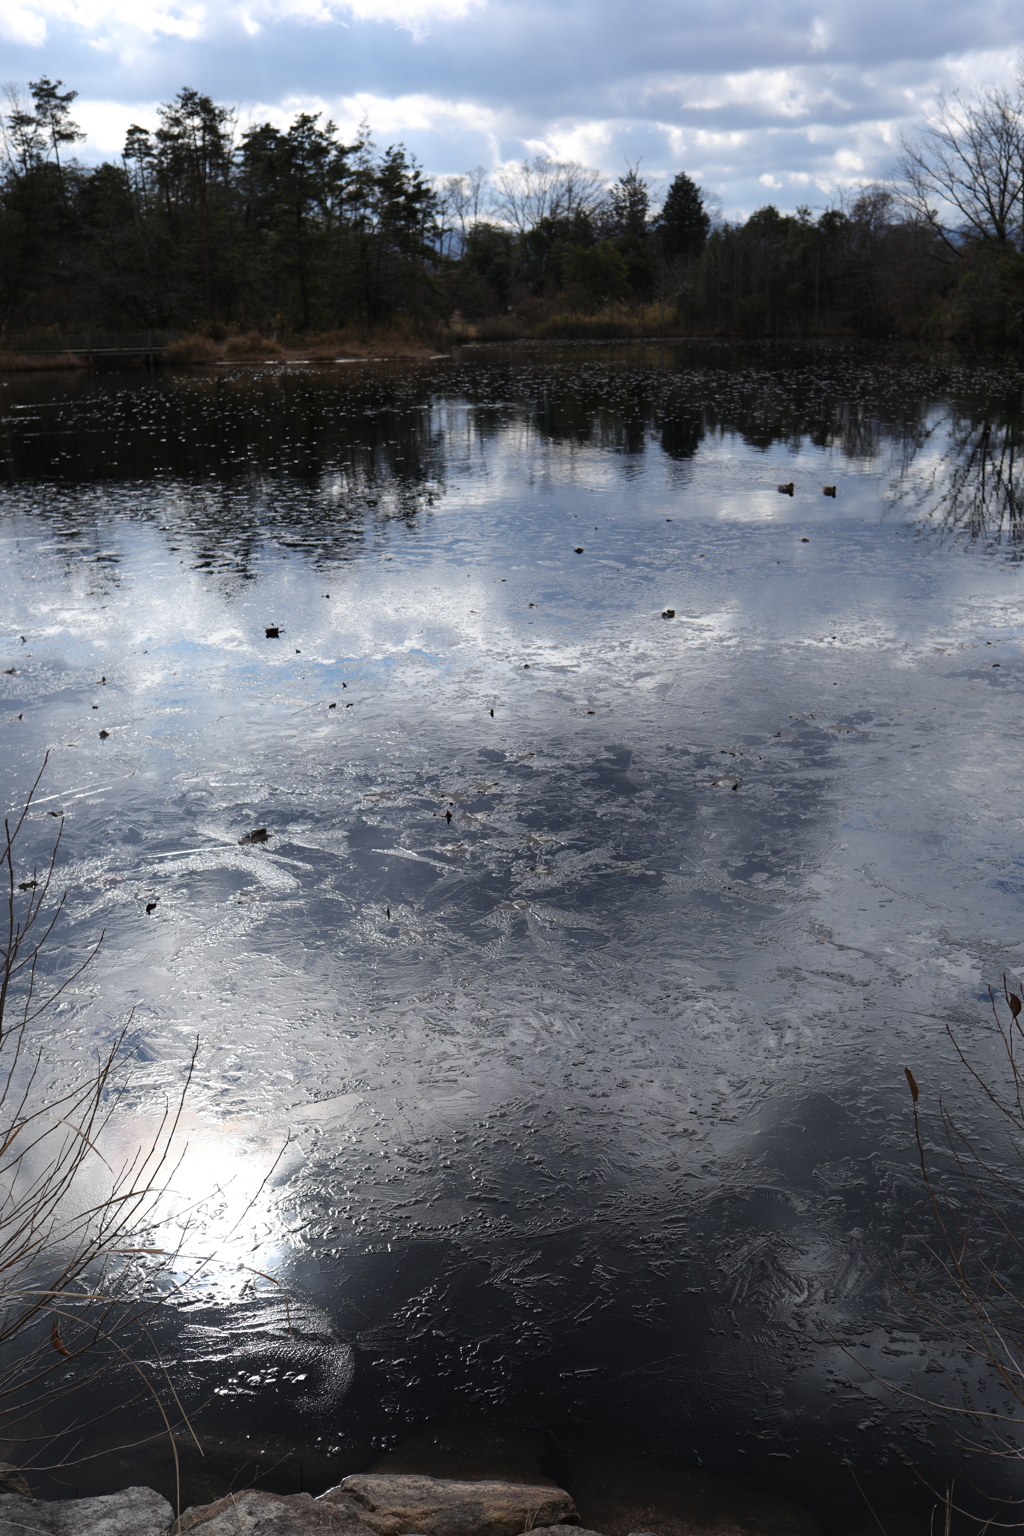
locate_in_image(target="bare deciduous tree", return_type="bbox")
[432,167,489,256]
[491,156,604,234]
[899,85,1024,252]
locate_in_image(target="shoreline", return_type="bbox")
[0,1463,826,1536]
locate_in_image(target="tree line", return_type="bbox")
[2,75,1023,343]
[0,82,438,338]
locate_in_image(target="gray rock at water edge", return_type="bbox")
[546,1529,604,1536]
[174,1489,375,1536]
[322,1475,580,1536]
[0,1467,31,1500]
[0,1493,34,1535]
[0,1487,172,1536]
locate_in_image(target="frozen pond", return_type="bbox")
[1,342,1023,1529]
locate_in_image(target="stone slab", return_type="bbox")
[321,1476,579,1536]
[0,1488,172,1536]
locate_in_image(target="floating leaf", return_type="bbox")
[1010,993,1022,1020]
[50,1322,70,1358]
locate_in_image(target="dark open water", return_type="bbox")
[2,341,1024,1533]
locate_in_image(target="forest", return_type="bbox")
[2,75,1024,345]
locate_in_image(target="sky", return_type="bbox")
[1,0,1022,220]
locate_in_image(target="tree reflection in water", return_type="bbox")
[896,410,1024,549]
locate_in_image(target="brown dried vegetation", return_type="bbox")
[0,758,198,1490]
[895,979,1024,1525]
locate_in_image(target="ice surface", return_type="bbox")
[2,343,1023,1525]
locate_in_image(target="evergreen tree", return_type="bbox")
[27,78,83,177]
[606,166,649,238]
[658,170,710,260]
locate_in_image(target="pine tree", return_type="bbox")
[28,78,83,178]
[658,170,710,260]
[606,166,649,238]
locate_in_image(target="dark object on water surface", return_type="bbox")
[778,482,794,495]
[823,485,837,497]
[265,626,280,638]
[98,729,109,738]
[800,537,810,542]
[662,609,676,619]
[574,547,584,553]
[145,900,158,914]
[239,828,270,845]
[329,702,337,709]
[445,809,452,823]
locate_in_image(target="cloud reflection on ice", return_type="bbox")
[1,344,1023,1526]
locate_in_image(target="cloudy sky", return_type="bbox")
[1,0,1022,218]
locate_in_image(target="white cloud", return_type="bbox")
[834,147,865,172]
[242,0,483,33]
[3,0,481,53]
[236,88,505,151]
[0,3,48,43]
[526,120,615,166]
[7,0,1024,220]
[808,16,829,52]
[647,66,849,121]
[8,0,209,46]
[74,97,160,155]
